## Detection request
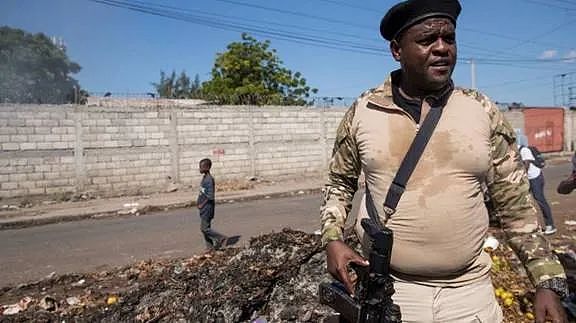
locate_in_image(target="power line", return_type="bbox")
[309,0,576,52]
[212,0,370,30]
[88,0,388,56]
[479,75,553,89]
[87,0,574,67]
[128,0,383,46]
[490,17,576,58]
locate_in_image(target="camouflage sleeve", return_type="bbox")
[483,93,567,290]
[320,103,361,247]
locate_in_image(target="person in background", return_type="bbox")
[518,145,557,234]
[197,158,227,251]
[557,151,576,195]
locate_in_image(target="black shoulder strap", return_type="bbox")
[365,106,444,226]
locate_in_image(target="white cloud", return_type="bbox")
[564,50,576,63]
[539,49,557,59]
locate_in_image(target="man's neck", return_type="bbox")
[399,78,447,100]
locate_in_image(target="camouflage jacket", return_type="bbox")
[320,75,567,293]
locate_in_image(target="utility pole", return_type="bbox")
[470,59,476,90]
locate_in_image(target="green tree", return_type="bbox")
[202,33,318,105]
[0,26,84,104]
[152,70,202,99]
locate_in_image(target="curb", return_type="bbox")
[0,187,321,231]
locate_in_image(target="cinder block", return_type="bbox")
[2,143,19,150]
[60,120,75,127]
[61,134,75,142]
[96,119,112,126]
[9,172,28,183]
[42,120,59,127]
[18,181,36,189]
[44,134,61,142]
[26,119,42,127]
[33,127,50,135]
[1,182,18,190]
[50,127,68,134]
[52,142,69,149]
[7,119,25,127]
[28,187,46,195]
[146,139,160,146]
[46,187,68,195]
[17,127,34,135]
[27,173,44,181]
[34,165,51,172]
[92,177,107,185]
[97,134,112,141]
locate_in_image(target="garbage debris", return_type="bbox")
[482,235,500,251]
[118,203,140,215]
[45,272,56,279]
[66,296,81,306]
[71,279,85,287]
[106,295,118,306]
[2,304,23,316]
[0,229,573,322]
[38,296,57,311]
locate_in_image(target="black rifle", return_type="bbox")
[319,218,401,323]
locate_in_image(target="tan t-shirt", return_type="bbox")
[352,89,492,286]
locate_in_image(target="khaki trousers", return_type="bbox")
[391,275,503,323]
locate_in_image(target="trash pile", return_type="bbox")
[0,229,335,322]
[1,228,575,322]
[488,231,576,322]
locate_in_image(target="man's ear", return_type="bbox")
[390,40,401,62]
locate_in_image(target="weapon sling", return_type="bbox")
[354,104,445,323]
[365,104,445,229]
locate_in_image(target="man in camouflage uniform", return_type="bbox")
[320,0,568,321]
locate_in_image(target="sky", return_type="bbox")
[1,0,576,106]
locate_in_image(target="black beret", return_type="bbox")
[380,0,461,41]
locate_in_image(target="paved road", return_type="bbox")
[0,194,323,287]
[0,162,574,287]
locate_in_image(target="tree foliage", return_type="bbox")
[152,70,201,99]
[201,33,317,105]
[0,26,85,104]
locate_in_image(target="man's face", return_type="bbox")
[391,17,457,93]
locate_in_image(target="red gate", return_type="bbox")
[523,108,564,153]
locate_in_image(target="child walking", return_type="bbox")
[197,158,227,251]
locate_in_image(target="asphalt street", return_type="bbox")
[0,194,322,287]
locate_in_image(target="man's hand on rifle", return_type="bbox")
[326,240,369,297]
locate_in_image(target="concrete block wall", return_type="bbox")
[0,106,78,197]
[0,104,348,199]
[80,108,174,194]
[569,110,576,151]
[253,108,323,178]
[502,110,525,133]
[177,108,253,184]
[1,104,573,199]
